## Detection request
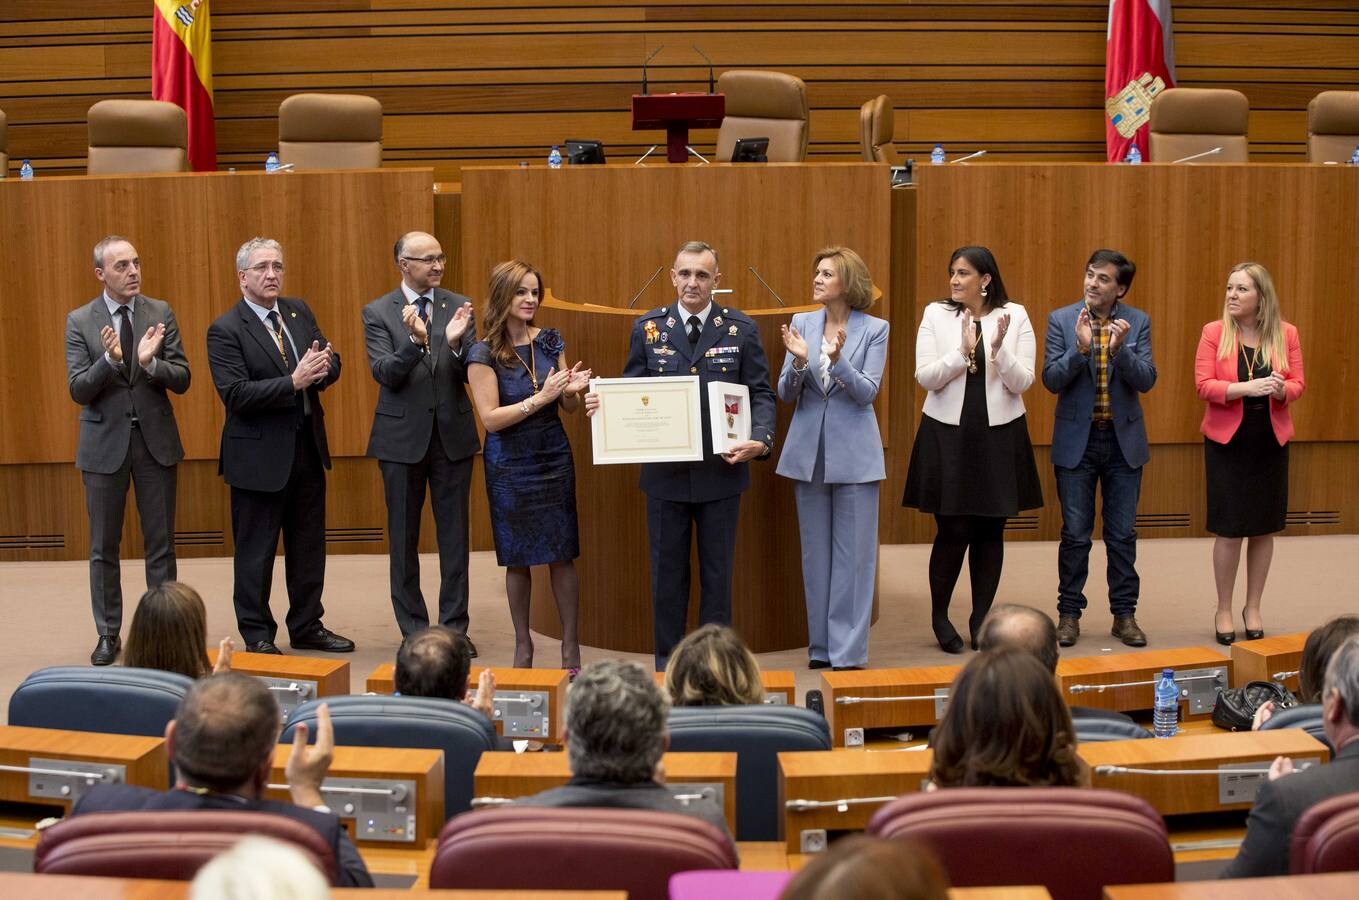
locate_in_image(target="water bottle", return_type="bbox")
[547,145,563,169]
[930,143,946,166]
[1125,145,1142,165]
[265,150,280,173]
[1153,668,1179,738]
[1350,144,1359,166]
[19,159,34,180]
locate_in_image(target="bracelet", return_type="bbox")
[520,400,532,416]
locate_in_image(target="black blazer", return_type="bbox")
[361,286,480,464]
[72,782,373,887]
[206,297,341,492]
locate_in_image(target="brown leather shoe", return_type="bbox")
[1112,615,1147,647]
[1056,616,1080,647]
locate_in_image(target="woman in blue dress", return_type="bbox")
[467,260,591,671]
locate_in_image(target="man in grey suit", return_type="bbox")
[65,236,190,665]
[362,232,479,646]
[1223,636,1359,877]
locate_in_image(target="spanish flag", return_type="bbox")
[152,0,216,171]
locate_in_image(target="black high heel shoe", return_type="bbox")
[1216,630,1236,646]
[932,619,965,654]
[1242,613,1264,641]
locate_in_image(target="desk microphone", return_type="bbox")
[1172,147,1222,164]
[641,45,665,96]
[267,163,296,173]
[1093,762,1312,777]
[747,266,787,307]
[693,45,716,93]
[626,266,666,309]
[949,150,987,164]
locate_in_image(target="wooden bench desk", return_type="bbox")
[821,667,961,747]
[208,648,350,719]
[779,747,933,854]
[1103,871,1359,899]
[366,664,569,743]
[0,725,167,816]
[1057,647,1232,721]
[0,872,628,899]
[1230,632,1306,692]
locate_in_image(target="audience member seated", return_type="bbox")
[1223,636,1359,878]
[1255,615,1359,729]
[393,625,495,719]
[124,581,232,680]
[190,835,329,900]
[780,835,950,900]
[70,673,373,887]
[513,659,735,845]
[665,623,764,707]
[930,648,1089,788]
[977,603,1138,726]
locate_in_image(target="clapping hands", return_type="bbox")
[780,324,809,364]
[292,341,333,391]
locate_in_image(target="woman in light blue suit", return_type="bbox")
[776,248,888,670]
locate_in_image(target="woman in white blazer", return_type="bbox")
[776,248,888,670]
[902,246,1042,654]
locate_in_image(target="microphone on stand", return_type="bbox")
[1172,147,1222,164]
[748,266,787,307]
[626,266,666,309]
[949,150,987,164]
[641,45,664,96]
[693,45,716,93]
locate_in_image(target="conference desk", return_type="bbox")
[1103,872,1359,899]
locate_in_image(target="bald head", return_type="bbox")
[977,604,1060,674]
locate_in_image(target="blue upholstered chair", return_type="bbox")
[8,666,193,737]
[1260,703,1332,753]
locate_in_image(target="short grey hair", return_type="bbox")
[675,240,719,271]
[565,659,669,783]
[93,235,131,269]
[1323,636,1359,727]
[236,237,283,272]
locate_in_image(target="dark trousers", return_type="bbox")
[379,429,474,638]
[646,493,741,669]
[82,426,177,636]
[1055,424,1142,619]
[229,425,327,644]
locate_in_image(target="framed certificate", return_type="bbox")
[707,381,750,455]
[590,376,704,465]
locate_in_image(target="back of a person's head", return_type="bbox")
[780,835,950,900]
[190,835,329,900]
[173,673,280,792]
[566,659,668,783]
[930,648,1080,788]
[1301,616,1359,703]
[665,623,764,706]
[124,581,211,679]
[1323,636,1359,728]
[976,604,1059,674]
[394,625,472,701]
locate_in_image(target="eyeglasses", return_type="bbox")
[402,254,446,266]
[246,262,285,274]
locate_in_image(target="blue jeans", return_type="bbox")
[1055,425,1142,619]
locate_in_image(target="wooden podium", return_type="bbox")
[632,93,725,163]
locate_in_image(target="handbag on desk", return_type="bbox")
[1212,681,1298,732]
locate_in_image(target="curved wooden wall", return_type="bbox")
[2,1,1357,180]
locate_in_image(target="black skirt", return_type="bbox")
[1205,401,1287,537]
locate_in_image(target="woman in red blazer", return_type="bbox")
[1194,262,1304,645]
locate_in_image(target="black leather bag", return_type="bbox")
[1212,680,1298,732]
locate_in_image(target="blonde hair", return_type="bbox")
[189,835,329,900]
[813,246,874,311]
[482,260,544,368]
[1218,262,1286,369]
[664,624,764,706]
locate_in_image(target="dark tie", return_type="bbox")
[687,314,702,349]
[266,310,296,371]
[117,306,136,377]
[418,296,431,325]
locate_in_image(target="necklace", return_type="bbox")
[1243,342,1263,379]
[966,321,979,374]
[516,334,538,392]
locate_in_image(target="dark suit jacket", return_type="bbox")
[206,298,341,492]
[1041,299,1156,469]
[1222,739,1359,878]
[515,776,734,847]
[65,294,190,473]
[362,286,480,464]
[622,303,776,503]
[72,782,373,887]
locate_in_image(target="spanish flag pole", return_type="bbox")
[152,0,217,171]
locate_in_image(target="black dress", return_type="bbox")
[1205,347,1288,538]
[902,327,1043,517]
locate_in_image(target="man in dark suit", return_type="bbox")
[589,241,776,669]
[1041,250,1156,649]
[71,673,372,887]
[205,237,351,654]
[65,236,191,665]
[363,232,479,646]
[1223,637,1359,877]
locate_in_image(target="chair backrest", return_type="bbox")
[868,787,1172,900]
[1148,87,1249,163]
[282,694,497,817]
[1290,789,1359,874]
[8,666,193,737]
[666,704,831,840]
[859,94,897,165]
[34,809,337,883]
[1307,91,1359,163]
[1072,715,1152,743]
[278,93,383,169]
[0,107,8,176]
[86,99,190,175]
[1260,703,1332,752]
[715,70,809,163]
[429,806,737,899]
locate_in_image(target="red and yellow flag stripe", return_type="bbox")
[152,0,216,171]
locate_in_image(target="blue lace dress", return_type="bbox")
[467,329,580,566]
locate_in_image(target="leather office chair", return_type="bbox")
[278,93,383,169]
[428,806,738,899]
[666,704,831,840]
[1307,91,1359,163]
[1072,716,1151,743]
[859,94,898,164]
[282,695,497,817]
[8,666,193,737]
[715,70,809,163]
[35,810,337,883]
[1260,703,1332,753]
[1290,790,1359,874]
[86,99,190,175]
[0,107,8,176]
[1148,87,1249,163]
[868,787,1172,900]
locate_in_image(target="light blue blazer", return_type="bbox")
[775,308,888,484]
